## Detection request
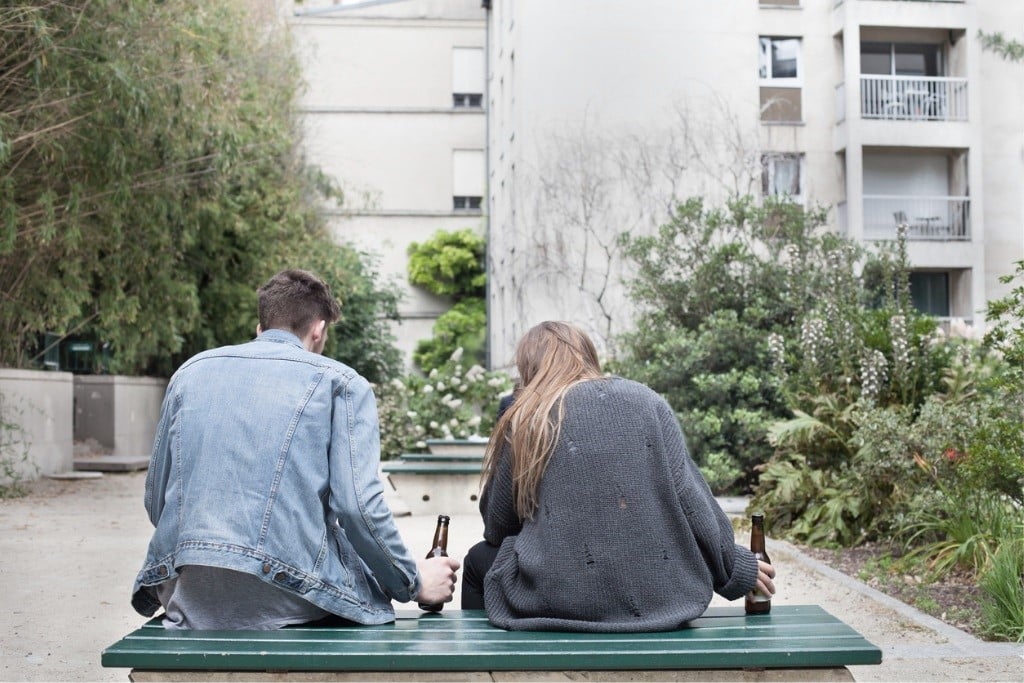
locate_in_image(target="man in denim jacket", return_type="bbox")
[132,269,459,629]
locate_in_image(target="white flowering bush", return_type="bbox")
[373,347,513,459]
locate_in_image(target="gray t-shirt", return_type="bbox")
[156,565,330,630]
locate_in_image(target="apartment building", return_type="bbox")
[289,0,487,363]
[484,0,1024,367]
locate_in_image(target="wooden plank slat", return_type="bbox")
[381,461,482,474]
[399,452,485,461]
[103,607,882,672]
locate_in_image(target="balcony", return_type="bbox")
[863,195,970,240]
[834,0,964,5]
[860,75,967,121]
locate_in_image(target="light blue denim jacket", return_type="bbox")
[131,329,420,624]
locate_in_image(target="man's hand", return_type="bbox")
[416,556,461,605]
[755,560,776,598]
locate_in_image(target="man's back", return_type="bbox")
[133,329,419,626]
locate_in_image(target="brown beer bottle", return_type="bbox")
[744,513,772,615]
[417,514,450,612]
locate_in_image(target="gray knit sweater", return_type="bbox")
[481,377,758,632]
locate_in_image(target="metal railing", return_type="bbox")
[836,0,965,5]
[860,75,968,121]
[863,195,970,240]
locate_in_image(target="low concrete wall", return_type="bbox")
[0,368,74,480]
[74,375,167,456]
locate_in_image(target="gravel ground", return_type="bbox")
[1,472,1021,682]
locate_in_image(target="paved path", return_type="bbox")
[0,472,1020,681]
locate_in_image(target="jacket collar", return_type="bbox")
[257,328,304,350]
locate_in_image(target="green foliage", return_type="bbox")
[614,196,856,491]
[978,30,1024,63]
[980,533,1024,642]
[374,348,513,460]
[0,0,402,382]
[407,228,488,372]
[413,299,486,372]
[407,228,486,299]
[902,491,1017,579]
[985,260,1024,367]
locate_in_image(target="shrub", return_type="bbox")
[407,228,487,372]
[413,299,486,372]
[407,229,486,298]
[615,196,849,491]
[374,348,512,460]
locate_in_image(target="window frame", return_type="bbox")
[759,36,803,86]
[761,152,805,204]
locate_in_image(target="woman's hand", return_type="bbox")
[755,559,776,598]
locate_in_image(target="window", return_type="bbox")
[452,47,484,109]
[453,196,482,210]
[861,42,943,77]
[761,153,804,202]
[759,37,802,122]
[453,150,484,212]
[759,37,800,82]
[453,93,483,108]
[910,272,950,317]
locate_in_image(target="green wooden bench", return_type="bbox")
[397,452,485,462]
[381,460,483,474]
[102,606,881,681]
[425,438,489,456]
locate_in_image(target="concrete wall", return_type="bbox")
[73,376,167,457]
[290,1,487,366]
[0,369,73,481]
[486,0,1024,366]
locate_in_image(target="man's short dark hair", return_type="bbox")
[258,269,342,336]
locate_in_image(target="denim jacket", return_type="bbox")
[132,329,419,624]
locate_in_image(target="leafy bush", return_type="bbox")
[406,228,487,372]
[374,348,512,460]
[615,196,867,492]
[413,299,486,372]
[407,229,486,298]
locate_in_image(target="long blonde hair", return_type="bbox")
[482,321,603,520]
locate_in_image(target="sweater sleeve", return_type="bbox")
[657,397,759,601]
[481,440,522,545]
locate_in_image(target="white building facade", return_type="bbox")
[290,0,487,363]
[484,0,1024,368]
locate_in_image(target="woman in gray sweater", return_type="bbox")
[461,321,775,632]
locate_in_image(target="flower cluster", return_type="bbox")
[890,314,912,370]
[799,317,826,368]
[767,332,786,376]
[373,347,513,459]
[859,348,888,405]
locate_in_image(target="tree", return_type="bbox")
[0,0,402,382]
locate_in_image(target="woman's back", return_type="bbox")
[481,377,756,632]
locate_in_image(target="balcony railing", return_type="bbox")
[864,195,970,240]
[860,75,968,121]
[835,1,965,6]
